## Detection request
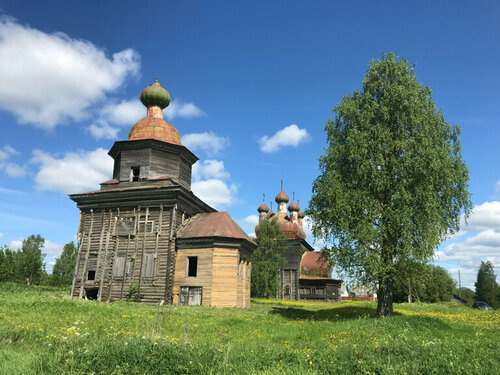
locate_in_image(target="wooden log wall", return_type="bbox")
[72,204,183,304]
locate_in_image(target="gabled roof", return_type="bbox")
[177,212,252,241]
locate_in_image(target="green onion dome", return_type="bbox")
[257,202,270,213]
[275,190,289,203]
[298,210,305,219]
[140,78,170,109]
[288,200,300,212]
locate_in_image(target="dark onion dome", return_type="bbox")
[298,210,305,219]
[288,200,300,212]
[140,77,171,109]
[257,201,269,213]
[275,190,289,203]
[267,209,275,217]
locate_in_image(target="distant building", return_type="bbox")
[255,186,341,301]
[70,79,256,307]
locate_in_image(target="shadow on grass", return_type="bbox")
[270,306,453,330]
[269,305,398,321]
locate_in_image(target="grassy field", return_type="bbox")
[0,283,498,374]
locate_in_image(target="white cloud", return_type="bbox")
[0,145,18,161]
[87,120,120,140]
[182,131,229,156]
[9,239,22,250]
[259,124,310,153]
[242,215,259,232]
[3,163,27,177]
[0,145,27,177]
[438,200,500,288]
[100,99,144,126]
[460,201,500,232]
[192,160,229,181]
[0,232,3,238]
[190,158,237,209]
[192,179,237,209]
[0,16,139,129]
[43,240,64,257]
[165,101,204,120]
[31,148,113,194]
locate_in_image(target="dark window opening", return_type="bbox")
[187,256,198,277]
[131,166,140,182]
[87,270,96,280]
[284,285,291,296]
[85,288,98,300]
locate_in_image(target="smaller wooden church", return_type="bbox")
[256,188,341,302]
[69,79,256,307]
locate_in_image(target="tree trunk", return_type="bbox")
[377,277,394,317]
[408,279,412,303]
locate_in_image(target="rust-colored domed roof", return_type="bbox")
[128,79,182,146]
[279,220,305,239]
[298,210,305,219]
[300,251,329,277]
[128,109,182,145]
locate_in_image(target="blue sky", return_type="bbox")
[0,1,499,289]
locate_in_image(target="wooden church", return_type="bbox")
[69,79,256,308]
[256,188,341,302]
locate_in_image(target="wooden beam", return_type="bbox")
[137,206,149,291]
[79,209,94,298]
[120,234,131,300]
[70,210,83,298]
[164,204,176,302]
[98,209,113,302]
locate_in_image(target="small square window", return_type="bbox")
[130,166,140,182]
[87,270,96,280]
[187,256,198,277]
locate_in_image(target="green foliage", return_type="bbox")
[0,284,499,374]
[425,266,456,303]
[393,264,456,303]
[127,283,143,302]
[0,235,46,285]
[50,241,78,286]
[475,261,499,308]
[251,217,288,298]
[18,234,45,285]
[308,53,472,317]
[0,246,20,282]
[457,287,475,306]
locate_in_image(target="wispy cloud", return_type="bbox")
[259,124,310,153]
[182,131,229,156]
[0,16,139,129]
[31,148,113,194]
[0,145,27,177]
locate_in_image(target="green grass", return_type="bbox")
[0,283,498,374]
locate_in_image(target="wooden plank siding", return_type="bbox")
[72,204,182,305]
[173,247,251,308]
